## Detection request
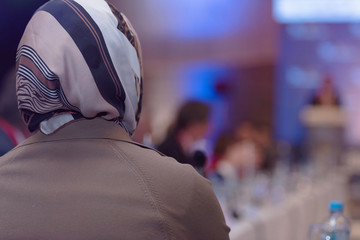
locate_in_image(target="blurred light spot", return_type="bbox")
[286,24,327,40]
[274,0,360,23]
[317,42,356,62]
[178,62,228,100]
[286,66,321,89]
[317,42,336,61]
[349,23,360,38]
[349,67,360,86]
[146,0,252,39]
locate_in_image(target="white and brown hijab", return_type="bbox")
[16,0,143,135]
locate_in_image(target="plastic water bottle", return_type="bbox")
[310,201,351,240]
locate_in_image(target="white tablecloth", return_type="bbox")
[227,174,348,240]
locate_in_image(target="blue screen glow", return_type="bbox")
[273,0,360,23]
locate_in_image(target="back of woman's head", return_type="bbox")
[16,0,143,135]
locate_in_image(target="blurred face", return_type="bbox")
[235,122,255,141]
[225,141,264,170]
[177,121,210,155]
[188,121,210,141]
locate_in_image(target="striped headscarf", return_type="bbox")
[16,0,143,135]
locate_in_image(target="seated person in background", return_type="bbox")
[213,132,263,183]
[234,121,256,143]
[234,121,275,174]
[217,139,263,183]
[0,1,229,239]
[252,124,276,174]
[157,101,210,172]
[207,133,238,181]
[206,132,234,178]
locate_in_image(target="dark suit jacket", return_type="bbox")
[0,118,230,240]
[157,132,193,166]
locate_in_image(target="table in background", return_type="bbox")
[225,173,348,240]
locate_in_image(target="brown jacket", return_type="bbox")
[0,119,230,240]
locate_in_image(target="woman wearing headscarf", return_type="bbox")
[0,1,230,239]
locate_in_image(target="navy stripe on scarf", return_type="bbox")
[39,0,126,118]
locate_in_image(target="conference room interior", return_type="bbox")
[1,0,360,239]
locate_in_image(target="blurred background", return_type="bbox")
[1,0,360,239]
[3,0,360,147]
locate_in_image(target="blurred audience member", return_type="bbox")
[211,133,240,182]
[235,121,276,174]
[210,131,263,183]
[211,121,277,183]
[0,67,29,156]
[235,122,264,169]
[157,101,210,171]
[206,132,234,177]
[254,124,276,173]
[234,121,256,142]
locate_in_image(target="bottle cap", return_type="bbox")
[329,201,344,212]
